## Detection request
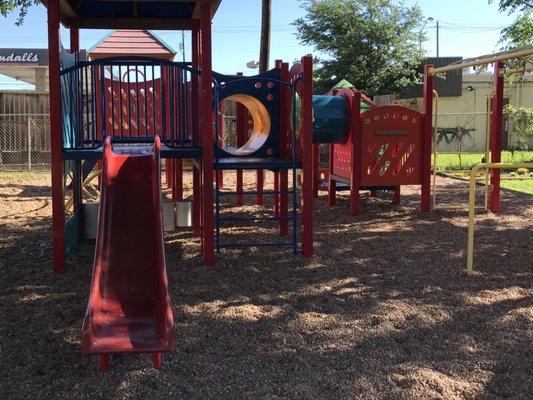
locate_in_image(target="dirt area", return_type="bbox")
[0,170,531,400]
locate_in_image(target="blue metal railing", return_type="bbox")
[60,56,202,151]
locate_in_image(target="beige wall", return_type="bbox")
[395,72,533,152]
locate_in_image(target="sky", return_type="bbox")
[0,0,518,90]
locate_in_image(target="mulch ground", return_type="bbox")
[0,170,531,400]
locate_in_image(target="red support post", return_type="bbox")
[312,144,319,197]
[235,72,245,205]
[69,26,83,226]
[349,91,361,217]
[48,0,66,273]
[489,61,504,213]
[172,159,183,201]
[392,186,401,204]
[279,62,289,236]
[256,170,264,205]
[421,65,434,212]
[274,171,280,216]
[328,144,336,207]
[166,159,173,189]
[301,56,314,259]
[69,26,79,53]
[200,3,215,266]
[192,22,202,237]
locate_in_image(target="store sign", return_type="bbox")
[0,49,49,66]
[0,52,40,63]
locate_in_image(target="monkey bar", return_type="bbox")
[424,45,533,214]
[429,45,533,75]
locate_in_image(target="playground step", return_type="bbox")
[215,157,300,170]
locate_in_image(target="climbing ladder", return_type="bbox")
[214,159,299,254]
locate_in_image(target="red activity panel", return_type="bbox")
[360,105,422,186]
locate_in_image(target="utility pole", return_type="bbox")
[259,0,271,73]
[181,30,185,62]
[436,20,440,58]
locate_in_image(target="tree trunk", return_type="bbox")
[259,0,271,73]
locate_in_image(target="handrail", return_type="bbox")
[466,162,533,275]
[60,56,196,76]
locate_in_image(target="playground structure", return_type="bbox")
[324,86,432,215]
[45,0,317,370]
[41,0,532,372]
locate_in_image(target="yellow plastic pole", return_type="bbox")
[467,162,533,275]
[431,90,439,209]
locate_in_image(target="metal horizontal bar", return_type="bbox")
[217,190,295,196]
[219,242,294,249]
[218,216,292,222]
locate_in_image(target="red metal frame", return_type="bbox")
[421,65,433,212]
[235,73,246,206]
[191,22,202,237]
[300,56,313,259]
[489,61,504,213]
[200,2,215,267]
[48,0,66,273]
[279,62,289,236]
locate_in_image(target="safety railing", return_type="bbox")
[466,162,533,275]
[60,56,201,151]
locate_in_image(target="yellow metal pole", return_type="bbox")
[431,90,439,209]
[466,162,533,275]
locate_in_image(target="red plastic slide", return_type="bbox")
[82,136,174,371]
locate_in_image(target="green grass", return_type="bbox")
[435,151,533,171]
[0,171,49,183]
[500,179,533,195]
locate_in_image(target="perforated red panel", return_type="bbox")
[103,78,163,140]
[331,140,352,180]
[360,106,422,186]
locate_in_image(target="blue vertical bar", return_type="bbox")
[127,65,131,142]
[152,65,156,135]
[99,64,106,142]
[135,64,141,143]
[118,65,123,142]
[160,63,166,139]
[143,64,148,140]
[110,65,115,140]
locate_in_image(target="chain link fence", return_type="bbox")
[220,100,238,148]
[0,114,51,171]
[436,112,491,153]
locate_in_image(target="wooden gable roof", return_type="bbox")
[88,30,176,60]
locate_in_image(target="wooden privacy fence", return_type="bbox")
[0,91,51,170]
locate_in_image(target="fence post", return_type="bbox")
[27,117,32,171]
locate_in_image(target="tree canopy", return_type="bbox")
[293,0,425,96]
[490,0,532,49]
[0,0,38,25]
[490,0,532,13]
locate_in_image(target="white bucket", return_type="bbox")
[162,202,176,232]
[83,202,99,240]
[176,200,193,227]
